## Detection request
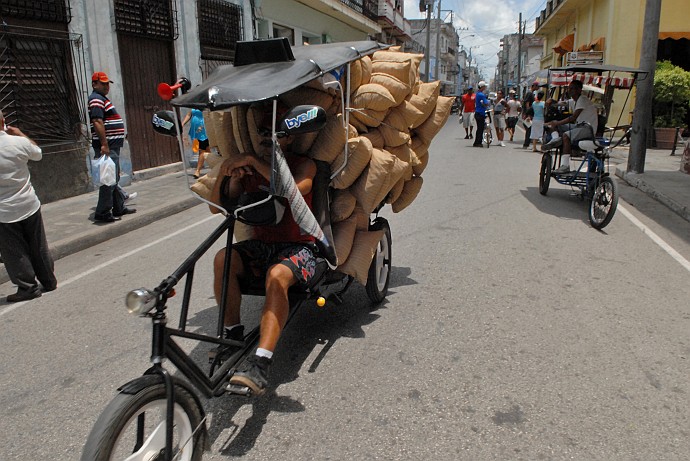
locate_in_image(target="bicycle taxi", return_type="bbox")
[80,39,413,460]
[538,64,645,229]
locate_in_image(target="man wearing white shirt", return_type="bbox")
[546,80,598,172]
[0,110,57,302]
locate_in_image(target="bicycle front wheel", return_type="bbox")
[589,176,618,229]
[483,129,492,147]
[81,382,205,461]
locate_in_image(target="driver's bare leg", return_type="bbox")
[213,247,243,327]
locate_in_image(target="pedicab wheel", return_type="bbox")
[81,383,204,461]
[366,218,392,304]
[539,153,552,195]
[589,176,618,230]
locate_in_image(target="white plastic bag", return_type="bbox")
[91,155,117,187]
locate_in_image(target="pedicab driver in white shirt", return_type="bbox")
[545,79,598,173]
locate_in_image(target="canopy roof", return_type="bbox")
[172,40,390,110]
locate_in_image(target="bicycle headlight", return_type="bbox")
[125,288,157,315]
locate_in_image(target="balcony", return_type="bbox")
[298,0,381,35]
[373,0,411,40]
[535,0,573,34]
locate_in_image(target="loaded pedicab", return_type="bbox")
[538,64,645,229]
[81,39,453,460]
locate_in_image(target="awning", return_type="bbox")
[553,33,574,55]
[577,36,606,51]
[659,32,690,40]
[550,72,635,89]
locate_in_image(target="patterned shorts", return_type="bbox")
[233,240,318,287]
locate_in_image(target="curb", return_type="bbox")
[0,195,201,286]
[615,166,690,223]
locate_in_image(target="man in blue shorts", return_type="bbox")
[209,107,317,396]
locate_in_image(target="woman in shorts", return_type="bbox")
[493,90,507,147]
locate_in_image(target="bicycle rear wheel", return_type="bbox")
[589,176,618,229]
[81,382,205,461]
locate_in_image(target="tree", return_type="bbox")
[652,60,690,128]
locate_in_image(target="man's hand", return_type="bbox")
[220,155,257,180]
[6,126,23,137]
[100,144,110,155]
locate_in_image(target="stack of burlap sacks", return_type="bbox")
[191,48,454,285]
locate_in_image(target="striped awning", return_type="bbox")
[551,72,635,89]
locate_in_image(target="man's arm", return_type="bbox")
[548,108,583,128]
[92,118,109,155]
[6,126,42,160]
[209,162,243,214]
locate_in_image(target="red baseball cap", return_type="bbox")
[92,71,113,83]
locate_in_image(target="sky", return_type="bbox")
[403,0,547,79]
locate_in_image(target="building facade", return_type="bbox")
[408,18,459,96]
[1,0,410,203]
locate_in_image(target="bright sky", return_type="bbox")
[403,0,547,78]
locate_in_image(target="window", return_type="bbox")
[273,23,294,45]
[198,0,243,61]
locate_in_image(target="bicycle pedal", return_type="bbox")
[226,383,252,396]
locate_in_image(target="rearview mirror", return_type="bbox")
[279,105,326,135]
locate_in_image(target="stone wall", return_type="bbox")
[681,139,690,175]
[29,142,92,204]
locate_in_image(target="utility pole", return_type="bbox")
[424,1,432,82]
[434,0,441,83]
[516,13,522,99]
[628,0,662,174]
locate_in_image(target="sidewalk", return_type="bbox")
[1,147,689,286]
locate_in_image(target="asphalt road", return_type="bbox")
[1,122,689,460]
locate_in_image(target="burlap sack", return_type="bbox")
[371,60,412,87]
[332,215,358,263]
[410,135,430,158]
[412,151,429,177]
[207,111,240,160]
[350,148,398,213]
[202,110,218,147]
[191,162,223,201]
[337,230,385,285]
[386,178,405,204]
[247,105,262,154]
[414,96,455,144]
[361,128,384,148]
[347,59,363,92]
[348,115,368,133]
[386,143,421,167]
[352,203,370,231]
[330,188,357,223]
[204,150,224,169]
[231,105,252,155]
[310,114,349,163]
[332,136,373,189]
[233,221,254,242]
[292,131,319,155]
[190,181,211,201]
[408,81,441,128]
[389,100,424,129]
[279,86,335,113]
[360,55,372,86]
[352,83,397,112]
[370,73,411,106]
[378,118,411,147]
[371,50,423,84]
[392,176,424,213]
[351,107,389,128]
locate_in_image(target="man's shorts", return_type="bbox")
[565,125,595,147]
[506,116,518,129]
[494,114,506,130]
[461,112,474,128]
[233,240,318,287]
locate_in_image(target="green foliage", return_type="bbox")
[652,61,690,127]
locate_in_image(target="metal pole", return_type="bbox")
[516,13,522,99]
[434,0,441,83]
[628,0,662,174]
[424,2,432,82]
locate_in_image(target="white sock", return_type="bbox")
[561,155,570,168]
[256,348,273,359]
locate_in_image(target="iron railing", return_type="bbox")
[340,0,378,21]
[114,0,179,41]
[198,0,243,61]
[0,24,88,147]
[0,0,71,24]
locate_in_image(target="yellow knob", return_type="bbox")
[316,297,326,307]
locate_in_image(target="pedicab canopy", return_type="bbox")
[181,39,456,285]
[172,40,390,110]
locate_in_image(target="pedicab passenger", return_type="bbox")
[209,107,318,396]
[544,80,598,173]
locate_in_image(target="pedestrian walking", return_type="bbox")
[530,91,545,152]
[88,71,136,223]
[473,82,490,147]
[182,109,210,179]
[505,91,521,141]
[460,87,476,139]
[494,90,507,147]
[0,110,57,302]
[522,81,538,148]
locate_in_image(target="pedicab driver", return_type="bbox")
[209,106,317,396]
[545,79,598,173]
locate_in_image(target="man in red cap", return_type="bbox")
[88,71,135,222]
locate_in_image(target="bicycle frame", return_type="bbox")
[552,148,607,198]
